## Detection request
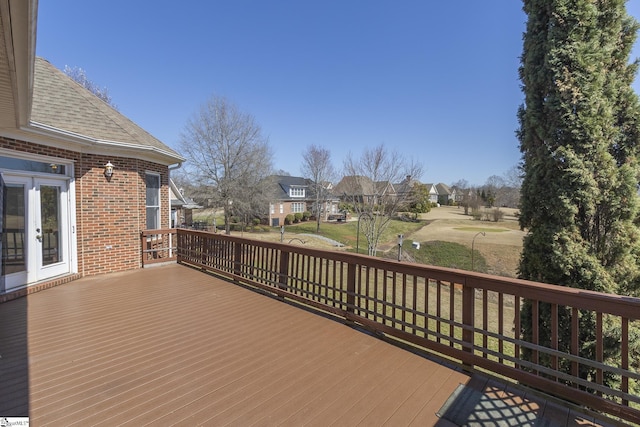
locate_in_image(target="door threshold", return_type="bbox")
[0,273,82,304]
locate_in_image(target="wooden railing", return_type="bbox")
[140,229,177,266]
[153,228,640,424]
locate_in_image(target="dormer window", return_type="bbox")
[290,187,305,198]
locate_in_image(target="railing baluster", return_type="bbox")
[436,280,442,345]
[622,317,629,406]
[514,295,520,370]
[498,293,504,364]
[532,299,539,372]
[482,289,488,357]
[571,307,579,387]
[449,282,455,348]
[462,279,473,357]
[596,312,603,395]
[551,303,558,381]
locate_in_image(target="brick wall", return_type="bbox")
[1,137,170,277]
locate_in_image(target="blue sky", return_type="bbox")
[36,1,640,186]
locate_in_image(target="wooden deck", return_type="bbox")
[0,264,619,426]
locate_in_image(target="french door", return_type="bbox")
[1,174,71,291]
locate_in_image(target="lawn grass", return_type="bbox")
[285,219,425,252]
[406,240,488,273]
[454,227,510,233]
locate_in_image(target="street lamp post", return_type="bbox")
[471,231,486,271]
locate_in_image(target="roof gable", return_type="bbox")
[29,57,182,162]
[270,175,311,200]
[436,183,451,195]
[334,175,375,196]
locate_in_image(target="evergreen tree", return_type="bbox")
[517,0,640,386]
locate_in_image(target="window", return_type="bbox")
[279,203,284,214]
[291,202,305,213]
[270,204,274,214]
[289,187,305,197]
[146,173,160,229]
[0,155,66,175]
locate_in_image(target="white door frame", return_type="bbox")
[34,177,70,280]
[1,158,76,291]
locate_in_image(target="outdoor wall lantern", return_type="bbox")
[104,161,114,178]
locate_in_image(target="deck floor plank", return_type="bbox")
[0,264,622,426]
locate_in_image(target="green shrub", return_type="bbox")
[294,212,303,223]
[285,214,294,225]
[302,211,311,221]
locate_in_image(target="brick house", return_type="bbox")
[267,175,340,226]
[0,1,184,295]
[268,175,312,227]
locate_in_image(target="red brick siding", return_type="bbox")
[0,137,170,277]
[269,200,310,225]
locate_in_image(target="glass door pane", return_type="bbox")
[2,183,26,274]
[39,185,61,266]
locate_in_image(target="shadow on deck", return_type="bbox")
[0,264,621,426]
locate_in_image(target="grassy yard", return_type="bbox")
[285,219,426,254]
[190,207,509,275]
[405,240,488,273]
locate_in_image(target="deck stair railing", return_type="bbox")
[143,228,640,424]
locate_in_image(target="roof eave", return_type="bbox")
[0,0,38,127]
[25,120,185,165]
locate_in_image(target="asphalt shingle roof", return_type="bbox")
[30,57,181,160]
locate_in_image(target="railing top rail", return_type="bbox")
[141,228,176,236]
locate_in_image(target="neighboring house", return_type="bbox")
[451,186,473,205]
[169,179,202,228]
[268,175,312,227]
[268,175,340,226]
[394,175,416,197]
[422,183,439,204]
[0,1,184,295]
[435,183,453,206]
[334,175,396,205]
[312,181,340,221]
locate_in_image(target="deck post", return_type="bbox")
[346,262,356,315]
[278,250,290,291]
[233,240,243,278]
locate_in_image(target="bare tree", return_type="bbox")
[451,179,472,214]
[63,65,117,109]
[501,165,522,208]
[301,145,336,233]
[179,95,273,234]
[484,175,506,207]
[342,145,422,256]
